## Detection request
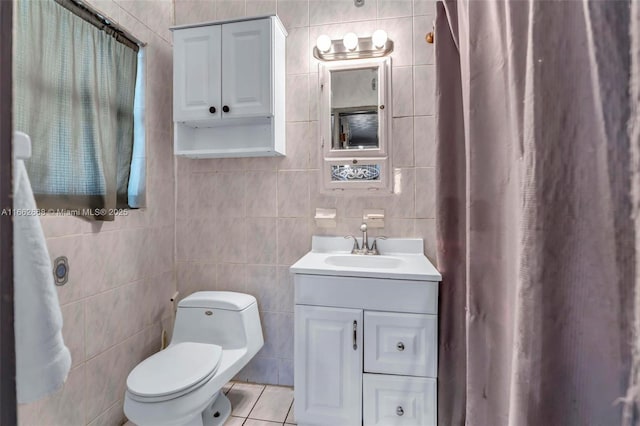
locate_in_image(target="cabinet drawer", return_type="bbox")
[363,374,436,426]
[364,311,437,377]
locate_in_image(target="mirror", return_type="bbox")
[319,57,392,193]
[330,67,379,151]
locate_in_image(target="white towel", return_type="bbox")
[13,159,71,404]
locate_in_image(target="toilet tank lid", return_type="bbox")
[179,291,257,310]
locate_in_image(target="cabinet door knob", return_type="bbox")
[222,105,230,113]
[396,342,405,351]
[209,106,216,114]
[396,406,404,416]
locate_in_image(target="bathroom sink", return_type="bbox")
[290,236,441,281]
[324,254,404,269]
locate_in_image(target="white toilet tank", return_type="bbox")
[171,292,263,356]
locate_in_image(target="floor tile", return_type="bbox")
[248,385,294,423]
[226,382,265,417]
[223,382,234,394]
[223,417,245,426]
[285,400,296,425]
[244,420,282,426]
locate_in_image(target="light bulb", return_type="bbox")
[343,32,359,51]
[372,29,388,48]
[316,34,332,53]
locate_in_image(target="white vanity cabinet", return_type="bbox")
[291,237,442,426]
[171,16,286,158]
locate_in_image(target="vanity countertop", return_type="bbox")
[290,236,441,281]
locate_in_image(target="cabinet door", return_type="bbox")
[221,19,272,118]
[295,305,363,426]
[173,25,222,122]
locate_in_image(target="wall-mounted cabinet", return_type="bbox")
[318,57,393,193]
[171,16,286,158]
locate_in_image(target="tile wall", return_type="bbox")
[17,1,176,425]
[174,0,436,386]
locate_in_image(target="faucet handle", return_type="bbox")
[344,235,360,254]
[369,236,387,255]
[360,223,368,232]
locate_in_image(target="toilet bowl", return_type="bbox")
[123,291,264,426]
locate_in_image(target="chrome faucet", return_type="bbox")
[345,223,386,255]
[360,223,369,254]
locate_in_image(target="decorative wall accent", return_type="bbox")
[331,164,381,181]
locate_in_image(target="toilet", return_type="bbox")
[123,291,264,426]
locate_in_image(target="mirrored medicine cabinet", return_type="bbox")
[319,57,392,194]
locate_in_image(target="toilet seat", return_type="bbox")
[127,342,222,403]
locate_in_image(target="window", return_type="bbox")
[13,0,145,219]
[128,49,146,208]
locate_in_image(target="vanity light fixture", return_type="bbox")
[343,32,359,51]
[371,30,388,49]
[316,34,332,53]
[313,30,394,61]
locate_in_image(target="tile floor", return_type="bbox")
[223,382,296,426]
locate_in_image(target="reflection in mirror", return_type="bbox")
[330,67,379,151]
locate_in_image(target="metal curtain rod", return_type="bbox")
[53,0,144,51]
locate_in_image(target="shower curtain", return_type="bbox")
[435,1,637,425]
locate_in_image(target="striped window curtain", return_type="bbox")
[13,0,138,220]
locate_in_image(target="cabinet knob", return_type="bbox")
[209,106,216,114]
[396,406,404,416]
[396,342,405,351]
[222,105,230,113]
